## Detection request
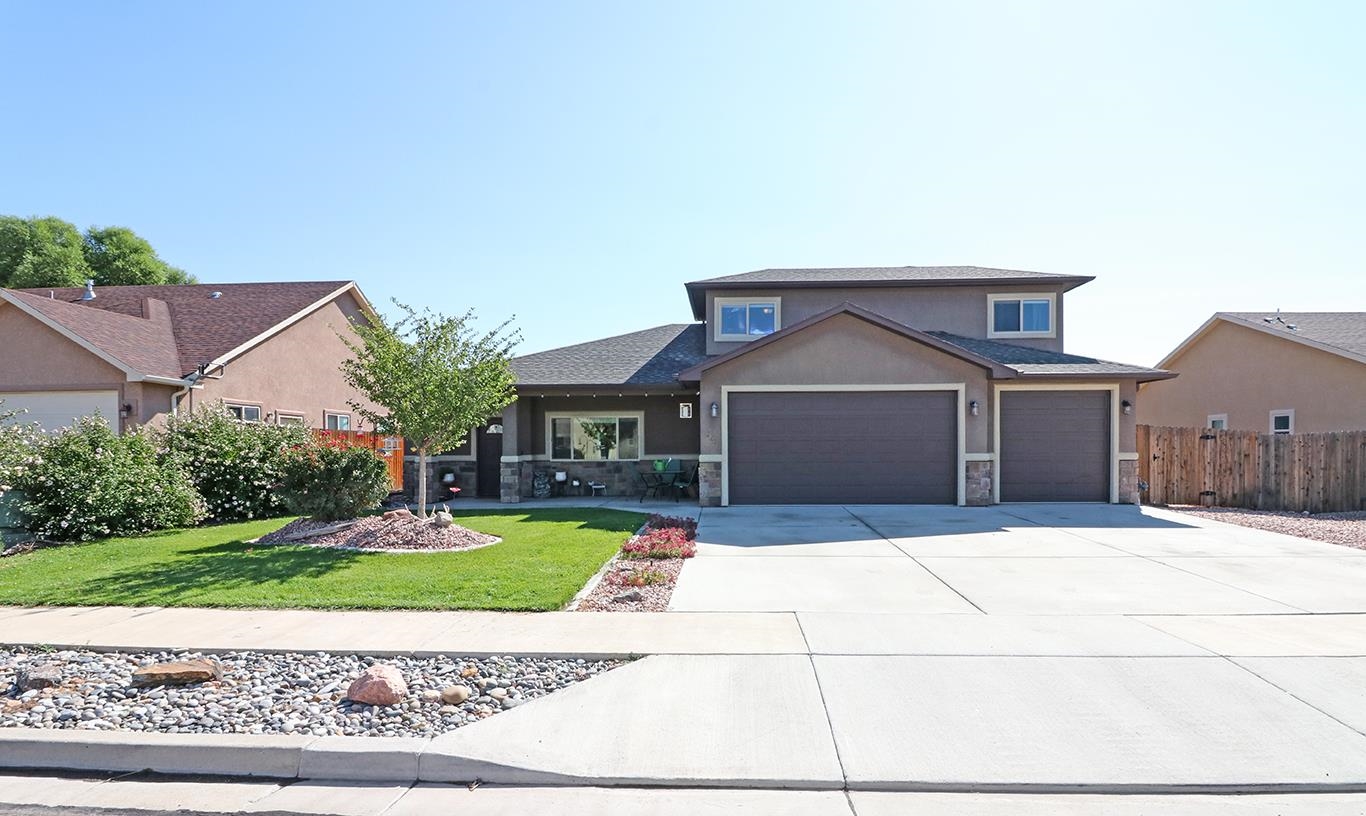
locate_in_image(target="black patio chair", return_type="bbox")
[671,466,698,502]
[637,470,667,502]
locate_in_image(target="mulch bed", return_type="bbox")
[1167,505,1366,550]
[259,515,499,552]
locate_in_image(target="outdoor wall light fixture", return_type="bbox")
[968,400,979,416]
[1121,400,1133,415]
[710,402,719,418]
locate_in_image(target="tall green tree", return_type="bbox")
[339,303,519,517]
[0,216,194,288]
[83,226,194,286]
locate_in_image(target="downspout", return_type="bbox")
[170,373,201,417]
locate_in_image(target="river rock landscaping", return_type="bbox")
[575,514,697,612]
[258,509,500,552]
[1169,505,1366,550]
[0,647,621,737]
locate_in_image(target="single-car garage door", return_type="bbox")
[0,390,121,434]
[999,390,1109,502]
[726,390,958,504]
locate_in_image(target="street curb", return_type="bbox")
[5,730,1366,794]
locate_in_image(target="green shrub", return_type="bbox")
[279,442,390,522]
[18,417,205,540]
[159,405,310,522]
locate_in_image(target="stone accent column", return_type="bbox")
[1119,459,1140,505]
[500,461,522,503]
[697,461,722,507]
[965,459,994,506]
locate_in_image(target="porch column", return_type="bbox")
[499,401,522,503]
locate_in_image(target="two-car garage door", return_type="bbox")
[726,391,958,504]
[0,391,121,434]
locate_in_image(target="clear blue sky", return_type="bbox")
[2,1,1362,366]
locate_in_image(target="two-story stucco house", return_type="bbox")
[501,266,1174,506]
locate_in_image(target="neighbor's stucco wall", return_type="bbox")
[697,313,992,455]
[0,302,127,390]
[703,283,1069,356]
[189,292,382,428]
[1139,320,1366,433]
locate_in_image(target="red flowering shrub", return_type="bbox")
[622,527,696,559]
[644,514,697,540]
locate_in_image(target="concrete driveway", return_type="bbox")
[670,503,1366,614]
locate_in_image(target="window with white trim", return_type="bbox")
[548,414,641,460]
[1270,410,1294,435]
[225,403,262,423]
[1207,414,1228,430]
[714,298,780,341]
[325,412,351,431]
[277,412,306,427]
[988,293,1055,338]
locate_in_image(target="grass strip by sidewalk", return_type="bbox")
[0,508,643,612]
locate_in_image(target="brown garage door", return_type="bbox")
[999,390,1110,502]
[726,391,957,504]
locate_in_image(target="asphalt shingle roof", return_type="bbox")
[1223,312,1366,360]
[511,324,707,387]
[929,332,1170,378]
[13,281,352,377]
[689,265,1088,286]
[6,289,182,379]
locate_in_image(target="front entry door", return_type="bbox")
[476,420,503,498]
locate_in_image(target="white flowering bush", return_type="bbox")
[18,416,204,540]
[158,404,311,523]
[0,403,40,499]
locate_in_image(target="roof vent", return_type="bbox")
[81,280,96,301]
[209,291,222,299]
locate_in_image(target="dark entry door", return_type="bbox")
[476,420,503,498]
[999,390,1110,502]
[726,390,958,504]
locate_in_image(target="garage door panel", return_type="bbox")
[0,390,121,434]
[999,390,1109,502]
[727,391,957,505]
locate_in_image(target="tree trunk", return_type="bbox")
[417,446,429,519]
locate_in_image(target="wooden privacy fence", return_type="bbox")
[313,429,405,493]
[1138,425,1366,513]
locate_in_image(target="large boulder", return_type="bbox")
[131,658,223,687]
[15,664,62,691]
[346,664,407,706]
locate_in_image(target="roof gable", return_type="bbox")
[1158,312,1366,370]
[0,289,181,381]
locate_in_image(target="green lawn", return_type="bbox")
[0,508,644,611]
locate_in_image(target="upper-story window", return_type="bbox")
[987,293,1055,338]
[715,297,781,342]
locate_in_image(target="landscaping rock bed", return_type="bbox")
[1169,505,1366,550]
[0,648,621,737]
[574,514,696,612]
[259,512,499,552]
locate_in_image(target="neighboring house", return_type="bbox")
[501,266,1174,506]
[0,280,380,434]
[1139,312,1366,435]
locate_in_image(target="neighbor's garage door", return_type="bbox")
[0,390,121,434]
[999,390,1109,502]
[727,391,957,504]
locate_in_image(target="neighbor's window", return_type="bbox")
[1207,414,1228,430]
[549,415,641,460]
[277,413,306,427]
[1270,410,1293,435]
[225,403,262,423]
[988,294,1054,337]
[715,298,780,341]
[325,412,352,431]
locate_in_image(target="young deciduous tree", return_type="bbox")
[339,302,519,517]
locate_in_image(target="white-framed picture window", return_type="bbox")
[679,403,693,419]
[1270,409,1294,435]
[547,413,643,460]
[225,403,262,423]
[987,293,1056,338]
[277,412,306,427]
[1207,414,1228,430]
[324,412,352,431]
[714,297,781,341]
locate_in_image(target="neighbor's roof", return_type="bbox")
[930,332,1175,381]
[511,324,707,388]
[684,265,1094,318]
[1158,312,1366,369]
[3,281,368,381]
